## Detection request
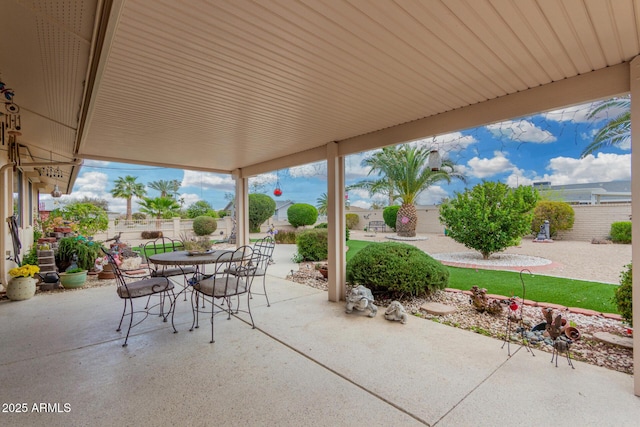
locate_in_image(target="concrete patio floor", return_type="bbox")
[1,245,639,426]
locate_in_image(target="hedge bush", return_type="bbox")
[531,200,574,238]
[314,223,328,228]
[274,230,297,244]
[249,193,276,232]
[610,221,632,244]
[346,213,359,229]
[614,263,632,326]
[346,242,449,296]
[193,216,218,236]
[383,205,400,230]
[287,203,318,228]
[296,229,328,261]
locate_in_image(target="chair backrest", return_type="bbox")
[101,247,129,292]
[214,245,256,295]
[142,237,184,259]
[253,237,275,267]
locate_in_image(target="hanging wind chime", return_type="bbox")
[273,171,283,197]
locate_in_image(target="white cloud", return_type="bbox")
[542,153,631,185]
[347,188,371,199]
[182,171,235,190]
[416,185,449,205]
[350,200,371,209]
[543,99,628,123]
[288,162,326,178]
[179,193,202,207]
[464,151,516,178]
[505,168,535,187]
[486,119,556,143]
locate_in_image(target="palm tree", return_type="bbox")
[353,144,466,237]
[138,196,181,227]
[148,179,181,198]
[110,176,146,220]
[581,96,630,158]
[316,193,328,216]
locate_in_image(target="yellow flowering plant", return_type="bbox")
[9,264,40,278]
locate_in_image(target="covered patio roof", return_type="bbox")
[1,0,638,187]
[3,0,640,398]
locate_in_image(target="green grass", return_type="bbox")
[346,240,619,314]
[447,267,618,314]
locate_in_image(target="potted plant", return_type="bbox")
[56,236,102,272]
[59,267,88,289]
[6,264,40,301]
[315,263,328,279]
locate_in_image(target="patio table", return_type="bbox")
[148,249,241,332]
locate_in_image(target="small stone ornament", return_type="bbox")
[345,285,377,317]
[384,301,408,324]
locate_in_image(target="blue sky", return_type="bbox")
[44,99,631,214]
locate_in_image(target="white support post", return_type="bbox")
[630,55,640,396]
[327,142,346,302]
[233,169,249,247]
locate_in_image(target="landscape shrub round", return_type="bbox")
[614,263,632,326]
[346,242,449,296]
[383,205,400,230]
[531,200,574,238]
[610,221,632,244]
[193,216,218,236]
[287,203,318,228]
[345,213,359,229]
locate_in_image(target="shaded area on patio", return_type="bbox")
[1,244,639,426]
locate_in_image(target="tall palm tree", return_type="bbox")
[581,96,631,158]
[353,144,466,237]
[110,175,146,220]
[148,179,181,198]
[138,196,181,227]
[316,193,328,215]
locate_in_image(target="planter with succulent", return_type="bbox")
[6,264,40,301]
[315,263,329,279]
[59,268,88,289]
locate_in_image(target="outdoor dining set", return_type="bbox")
[104,236,275,347]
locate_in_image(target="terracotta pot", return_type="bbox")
[564,326,581,341]
[6,277,37,301]
[318,267,328,278]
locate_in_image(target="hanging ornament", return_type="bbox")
[273,171,283,197]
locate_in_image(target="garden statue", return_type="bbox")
[469,285,502,315]
[551,338,575,369]
[65,254,79,272]
[384,301,408,324]
[535,220,551,241]
[543,308,564,340]
[345,285,377,317]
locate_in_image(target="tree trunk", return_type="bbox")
[396,203,417,237]
[126,198,133,221]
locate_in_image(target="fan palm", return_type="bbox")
[148,179,181,198]
[110,176,146,220]
[316,193,328,216]
[581,96,631,158]
[352,145,466,237]
[138,197,181,228]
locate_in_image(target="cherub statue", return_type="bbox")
[384,301,408,324]
[345,285,377,317]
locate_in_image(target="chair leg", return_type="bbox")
[262,276,270,307]
[116,299,127,333]
[122,298,135,347]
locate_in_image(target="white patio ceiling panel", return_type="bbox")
[4,0,640,181]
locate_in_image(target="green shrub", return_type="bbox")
[287,203,318,228]
[193,216,218,236]
[314,223,328,228]
[132,212,146,220]
[274,230,297,244]
[383,205,400,230]
[249,193,276,232]
[186,201,218,219]
[346,242,448,296]
[313,222,349,240]
[22,246,38,266]
[60,202,109,237]
[439,182,538,259]
[56,237,102,271]
[346,213,359,229]
[531,201,574,238]
[614,263,632,326]
[296,229,328,261]
[610,221,632,244]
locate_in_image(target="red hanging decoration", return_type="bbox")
[273,171,283,197]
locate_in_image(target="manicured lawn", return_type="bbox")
[346,240,619,314]
[447,267,618,314]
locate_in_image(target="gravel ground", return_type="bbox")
[288,260,633,375]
